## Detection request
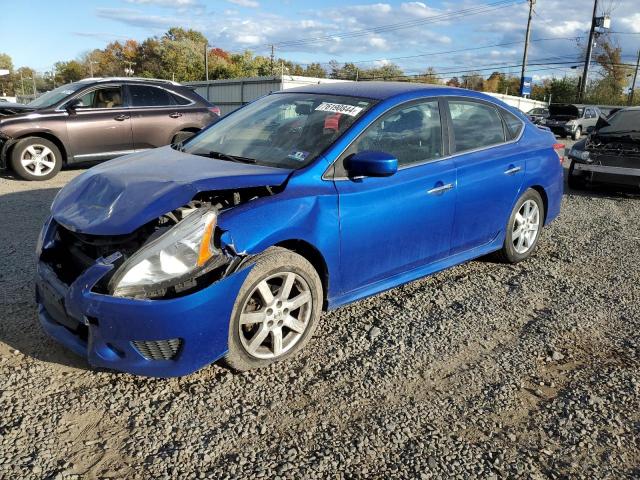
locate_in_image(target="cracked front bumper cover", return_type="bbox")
[36,254,250,377]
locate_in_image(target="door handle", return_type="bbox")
[114,114,130,121]
[427,183,454,195]
[169,112,183,118]
[504,166,522,175]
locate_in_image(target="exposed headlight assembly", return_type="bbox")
[110,207,220,297]
[569,147,590,162]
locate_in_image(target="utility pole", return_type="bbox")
[629,49,640,106]
[579,0,599,102]
[520,0,535,97]
[204,41,209,82]
[270,45,275,76]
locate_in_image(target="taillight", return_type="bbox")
[209,106,221,116]
[553,143,565,163]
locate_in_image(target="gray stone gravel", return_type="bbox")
[0,156,638,479]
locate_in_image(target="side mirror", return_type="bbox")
[345,150,398,178]
[65,98,82,112]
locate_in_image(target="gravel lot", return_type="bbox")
[1,146,639,479]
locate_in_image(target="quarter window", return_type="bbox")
[448,100,505,152]
[346,100,443,168]
[501,109,524,140]
[75,87,123,109]
[129,85,173,107]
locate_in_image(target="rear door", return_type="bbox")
[65,84,134,162]
[126,84,191,151]
[446,98,526,254]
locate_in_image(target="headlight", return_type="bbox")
[569,147,590,161]
[566,120,576,127]
[110,207,219,297]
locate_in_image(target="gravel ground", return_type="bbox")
[1,148,638,479]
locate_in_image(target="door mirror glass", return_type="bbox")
[345,150,398,178]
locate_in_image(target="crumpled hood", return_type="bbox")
[52,146,292,235]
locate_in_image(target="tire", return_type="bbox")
[10,137,62,181]
[495,189,545,264]
[572,127,582,141]
[224,247,323,371]
[172,130,197,145]
[567,160,587,190]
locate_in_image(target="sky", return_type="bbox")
[1,0,639,83]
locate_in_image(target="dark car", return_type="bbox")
[543,103,601,140]
[567,107,640,190]
[35,82,564,377]
[0,78,220,180]
[527,106,549,124]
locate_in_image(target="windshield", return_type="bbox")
[27,82,84,108]
[182,93,375,169]
[598,109,640,134]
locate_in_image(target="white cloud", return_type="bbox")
[227,0,260,8]
[125,0,198,6]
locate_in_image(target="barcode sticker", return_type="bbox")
[315,102,363,117]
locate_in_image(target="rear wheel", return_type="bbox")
[10,137,62,181]
[572,127,582,141]
[225,247,323,371]
[496,189,544,263]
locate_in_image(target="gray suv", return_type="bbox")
[543,103,601,141]
[0,78,220,180]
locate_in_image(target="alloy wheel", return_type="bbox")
[238,272,313,360]
[512,199,540,254]
[20,145,57,177]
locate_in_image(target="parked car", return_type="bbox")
[527,106,549,124]
[567,106,640,190]
[0,78,220,180]
[544,103,601,140]
[35,82,563,377]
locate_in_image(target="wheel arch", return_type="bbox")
[528,184,549,224]
[7,132,68,166]
[274,239,330,310]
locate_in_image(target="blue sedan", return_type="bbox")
[36,82,563,377]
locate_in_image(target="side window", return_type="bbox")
[345,100,443,168]
[170,92,191,106]
[501,109,524,140]
[448,100,505,152]
[75,86,123,109]
[129,85,173,107]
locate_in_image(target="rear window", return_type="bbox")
[502,109,524,140]
[170,92,192,105]
[129,85,173,107]
[449,100,505,152]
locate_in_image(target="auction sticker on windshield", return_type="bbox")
[315,102,363,117]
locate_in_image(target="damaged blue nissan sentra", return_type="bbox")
[36,82,563,377]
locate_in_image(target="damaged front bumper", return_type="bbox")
[0,131,14,170]
[36,250,250,378]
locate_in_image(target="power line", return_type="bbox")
[270,0,525,49]
[295,35,584,68]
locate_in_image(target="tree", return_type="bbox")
[484,71,503,93]
[461,72,484,91]
[303,63,327,78]
[446,77,460,87]
[417,67,441,84]
[55,60,86,83]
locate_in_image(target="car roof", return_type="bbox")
[78,77,182,87]
[281,81,471,101]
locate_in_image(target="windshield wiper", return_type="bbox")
[206,151,257,164]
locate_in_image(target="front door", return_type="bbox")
[334,99,457,293]
[65,85,133,163]
[445,98,525,254]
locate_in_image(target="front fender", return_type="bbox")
[217,184,341,297]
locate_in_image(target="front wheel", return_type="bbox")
[225,247,323,371]
[10,137,62,181]
[496,189,545,263]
